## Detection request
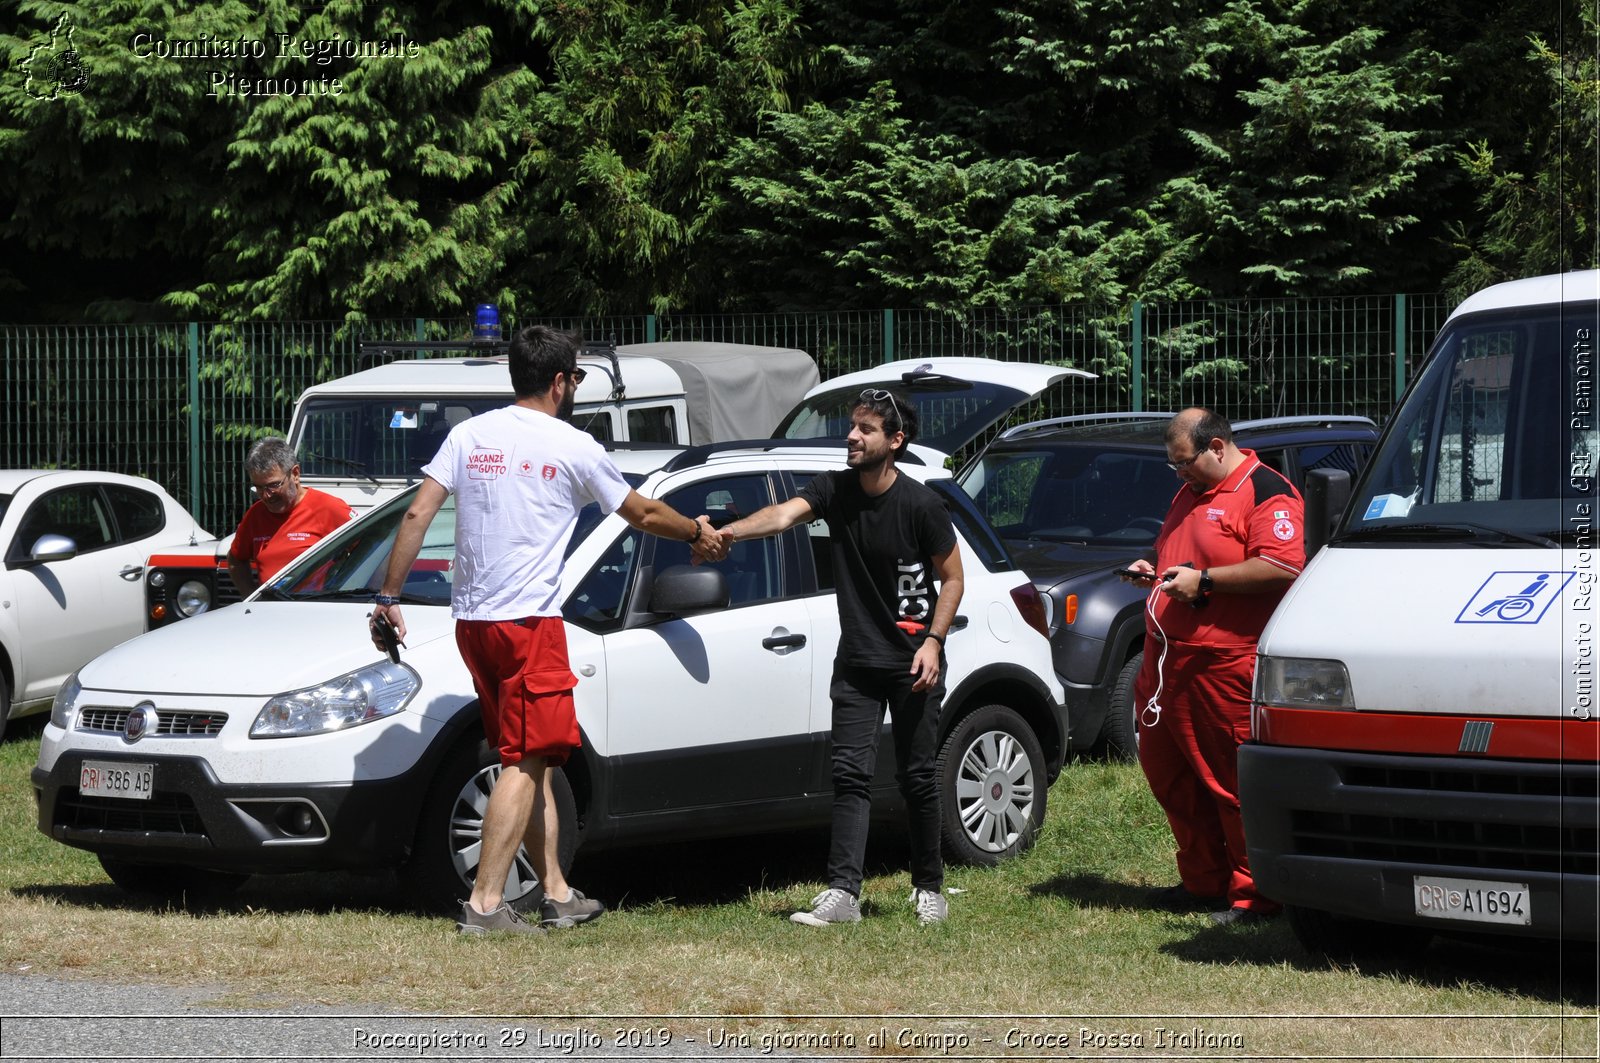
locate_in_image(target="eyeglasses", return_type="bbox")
[859,388,902,430]
[1166,452,1204,472]
[252,472,293,494]
[566,366,587,384]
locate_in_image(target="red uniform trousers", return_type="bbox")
[1133,640,1278,913]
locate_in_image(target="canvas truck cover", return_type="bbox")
[617,341,820,445]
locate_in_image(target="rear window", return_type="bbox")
[776,378,1031,455]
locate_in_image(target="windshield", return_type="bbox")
[775,377,1030,455]
[1343,302,1600,544]
[959,445,1176,546]
[261,474,645,606]
[293,396,511,480]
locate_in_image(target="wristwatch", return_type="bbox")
[1198,569,1215,596]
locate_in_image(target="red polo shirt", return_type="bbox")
[228,488,354,583]
[1146,449,1305,650]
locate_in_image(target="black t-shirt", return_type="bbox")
[797,469,958,668]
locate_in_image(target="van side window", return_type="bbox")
[627,405,678,444]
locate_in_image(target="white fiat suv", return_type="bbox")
[32,435,1068,911]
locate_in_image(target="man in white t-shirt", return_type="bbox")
[371,325,726,935]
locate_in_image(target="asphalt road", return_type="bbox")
[0,972,860,1063]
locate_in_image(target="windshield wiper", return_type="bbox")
[303,450,379,485]
[1333,522,1558,548]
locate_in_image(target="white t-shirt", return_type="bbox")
[423,404,632,621]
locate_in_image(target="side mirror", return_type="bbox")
[1303,469,1352,558]
[648,564,729,617]
[27,533,79,564]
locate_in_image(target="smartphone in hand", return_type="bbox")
[1116,567,1170,582]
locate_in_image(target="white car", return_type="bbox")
[32,443,1067,910]
[0,471,209,739]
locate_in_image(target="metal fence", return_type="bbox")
[0,294,1451,534]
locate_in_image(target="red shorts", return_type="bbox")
[454,617,580,767]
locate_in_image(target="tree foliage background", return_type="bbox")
[0,0,1594,323]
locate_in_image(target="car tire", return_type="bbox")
[1286,904,1433,963]
[97,856,248,904]
[402,736,578,915]
[937,704,1047,866]
[1097,651,1143,762]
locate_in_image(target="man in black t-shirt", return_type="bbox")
[716,390,965,926]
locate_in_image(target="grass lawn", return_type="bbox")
[1,716,1595,1059]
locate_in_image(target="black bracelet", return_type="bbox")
[925,631,946,647]
[687,520,702,544]
[373,594,402,606]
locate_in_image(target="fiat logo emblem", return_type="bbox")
[124,702,157,743]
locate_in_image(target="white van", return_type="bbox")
[1241,270,1600,959]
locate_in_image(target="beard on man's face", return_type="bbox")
[557,380,577,421]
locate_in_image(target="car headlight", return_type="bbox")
[1253,655,1355,710]
[175,579,213,617]
[251,661,419,738]
[51,672,83,729]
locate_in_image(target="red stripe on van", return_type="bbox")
[1253,706,1600,762]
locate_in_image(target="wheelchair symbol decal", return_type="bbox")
[1455,571,1573,624]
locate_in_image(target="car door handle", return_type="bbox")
[118,565,144,581]
[762,633,807,650]
[951,615,968,631]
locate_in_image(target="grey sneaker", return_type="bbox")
[790,887,861,927]
[457,901,546,936]
[911,887,948,925]
[541,887,605,928]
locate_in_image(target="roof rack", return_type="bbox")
[661,437,925,473]
[354,337,621,372]
[1232,414,1377,432]
[997,411,1172,441]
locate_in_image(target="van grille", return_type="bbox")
[1290,760,1600,876]
[77,707,228,736]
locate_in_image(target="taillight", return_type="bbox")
[1010,582,1049,640]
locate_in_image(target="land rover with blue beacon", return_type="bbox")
[1241,270,1600,959]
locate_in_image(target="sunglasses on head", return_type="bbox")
[859,388,902,429]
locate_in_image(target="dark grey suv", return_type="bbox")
[956,413,1378,759]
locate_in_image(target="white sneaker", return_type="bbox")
[790,887,860,927]
[911,887,948,925]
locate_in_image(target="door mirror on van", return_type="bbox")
[1303,468,1352,557]
[648,564,730,617]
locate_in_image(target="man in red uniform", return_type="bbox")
[1121,408,1305,926]
[227,437,354,595]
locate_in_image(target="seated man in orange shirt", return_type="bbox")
[227,437,355,595]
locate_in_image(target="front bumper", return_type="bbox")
[1240,743,1600,942]
[33,749,435,874]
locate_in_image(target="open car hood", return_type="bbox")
[775,357,1094,459]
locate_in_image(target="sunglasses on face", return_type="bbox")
[567,366,587,384]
